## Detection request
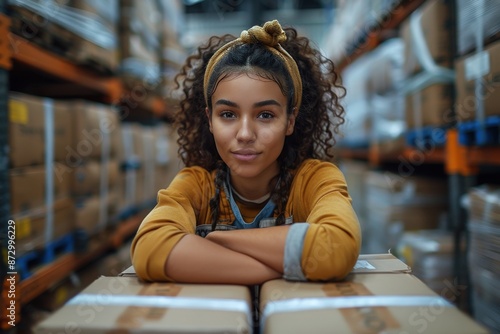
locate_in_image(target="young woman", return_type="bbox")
[131,20,361,284]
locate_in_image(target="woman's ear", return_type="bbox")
[286,112,296,136]
[205,107,213,133]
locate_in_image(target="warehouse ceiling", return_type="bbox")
[181,0,336,53]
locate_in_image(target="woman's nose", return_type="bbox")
[236,117,256,142]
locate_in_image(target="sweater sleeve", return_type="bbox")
[292,161,361,281]
[130,167,212,282]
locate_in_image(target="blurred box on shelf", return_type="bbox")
[33,239,133,313]
[68,0,119,28]
[34,276,253,334]
[455,39,500,122]
[8,0,118,74]
[9,92,71,168]
[259,273,488,334]
[119,0,162,89]
[365,171,448,253]
[13,198,75,256]
[74,192,121,237]
[400,0,453,76]
[60,100,122,163]
[10,163,71,215]
[339,160,370,250]
[405,84,454,128]
[69,159,120,197]
[465,185,500,333]
[456,0,500,57]
[396,230,462,295]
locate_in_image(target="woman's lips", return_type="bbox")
[232,151,259,161]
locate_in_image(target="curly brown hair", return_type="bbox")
[172,26,346,228]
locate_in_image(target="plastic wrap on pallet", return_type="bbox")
[457,0,500,57]
[69,0,118,26]
[399,1,455,97]
[324,0,402,63]
[339,38,405,148]
[120,57,161,86]
[400,0,455,135]
[7,0,116,49]
[463,185,500,333]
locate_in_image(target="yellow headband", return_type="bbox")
[203,20,303,112]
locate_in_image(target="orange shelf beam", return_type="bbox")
[402,147,446,164]
[338,0,427,71]
[0,15,12,70]
[9,33,122,102]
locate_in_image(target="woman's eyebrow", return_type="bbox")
[215,99,238,107]
[253,99,282,108]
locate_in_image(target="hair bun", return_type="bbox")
[240,19,287,47]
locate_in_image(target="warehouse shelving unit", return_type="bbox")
[335,0,500,314]
[0,9,165,327]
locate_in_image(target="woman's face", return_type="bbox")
[207,73,295,186]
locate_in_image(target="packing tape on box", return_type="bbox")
[68,294,252,326]
[142,131,156,203]
[44,98,55,244]
[98,105,111,230]
[122,124,138,207]
[261,295,454,327]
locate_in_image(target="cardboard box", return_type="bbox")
[259,274,488,334]
[75,194,118,236]
[9,92,71,168]
[456,0,500,56]
[10,163,71,215]
[34,276,253,334]
[13,198,75,255]
[64,100,121,163]
[405,84,454,128]
[69,159,119,197]
[401,0,453,76]
[455,39,500,122]
[119,0,161,64]
[366,171,448,252]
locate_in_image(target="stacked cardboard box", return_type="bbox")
[365,171,448,253]
[259,257,487,334]
[119,0,162,92]
[116,123,181,216]
[8,92,75,256]
[339,160,370,252]
[75,254,487,333]
[338,38,406,152]
[400,0,455,130]
[396,230,461,296]
[60,100,122,237]
[34,276,253,333]
[8,0,118,74]
[466,185,500,333]
[455,39,500,122]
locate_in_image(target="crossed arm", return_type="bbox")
[164,225,290,285]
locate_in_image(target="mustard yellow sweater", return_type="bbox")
[131,159,361,281]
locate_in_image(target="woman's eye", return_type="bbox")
[220,111,235,118]
[258,112,274,119]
